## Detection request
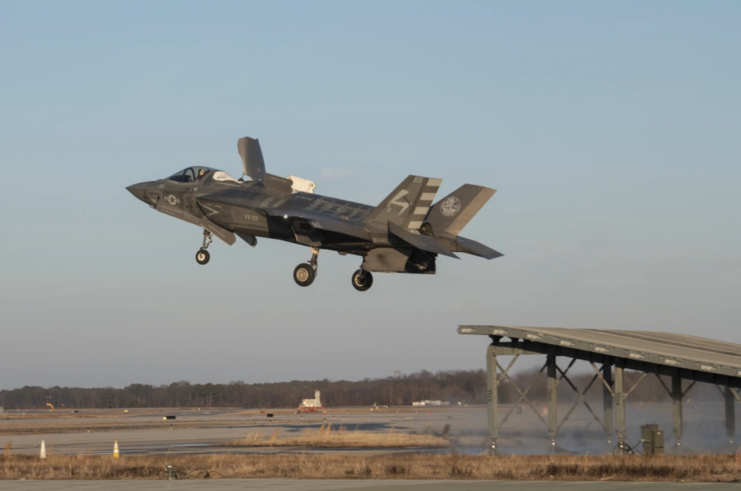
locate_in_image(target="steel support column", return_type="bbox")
[486,344,498,454]
[671,371,683,446]
[614,359,627,451]
[546,353,558,447]
[725,386,735,445]
[602,363,614,444]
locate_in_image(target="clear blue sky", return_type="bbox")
[1,1,739,389]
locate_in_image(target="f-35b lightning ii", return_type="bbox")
[126,137,502,291]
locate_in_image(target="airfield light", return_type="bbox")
[165,465,177,480]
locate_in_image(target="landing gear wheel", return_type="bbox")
[196,230,213,265]
[294,263,316,287]
[351,269,373,292]
[195,249,210,265]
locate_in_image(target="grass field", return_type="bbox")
[2,453,741,481]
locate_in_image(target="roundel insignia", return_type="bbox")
[440,196,462,217]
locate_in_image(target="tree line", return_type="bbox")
[0,367,722,410]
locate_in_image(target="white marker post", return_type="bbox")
[39,440,47,459]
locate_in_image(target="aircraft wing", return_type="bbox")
[155,201,236,245]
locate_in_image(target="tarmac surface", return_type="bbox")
[1,401,738,456]
[3,406,740,489]
[1,407,478,456]
[1,480,738,491]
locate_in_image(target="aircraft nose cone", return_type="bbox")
[126,182,149,203]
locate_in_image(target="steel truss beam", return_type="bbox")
[486,341,615,450]
[655,372,696,446]
[480,334,741,453]
[716,384,740,444]
[590,359,646,451]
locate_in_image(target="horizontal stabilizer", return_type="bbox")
[453,236,503,259]
[389,222,458,258]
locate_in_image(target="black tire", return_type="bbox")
[351,269,373,291]
[294,263,316,287]
[195,249,210,265]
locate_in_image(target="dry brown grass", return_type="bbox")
[223,424,450,448]
[1,453,740,481]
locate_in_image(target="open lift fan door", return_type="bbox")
[238,137,265,182]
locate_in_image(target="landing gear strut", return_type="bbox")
[351,269,373,292]
[196,230,212,265]
[294,248,319,287]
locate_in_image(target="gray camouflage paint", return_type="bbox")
[126,136,502,277]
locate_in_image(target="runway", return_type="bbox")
[1,401,737,456]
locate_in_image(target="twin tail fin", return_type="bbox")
[363,175,442,230]
[425,185,496,236]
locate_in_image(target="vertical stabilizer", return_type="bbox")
[426,185,495,235]
[364,176,442,229]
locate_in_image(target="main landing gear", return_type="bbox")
[292,249,374,291]
[196,230,212,265]
[294,247,319,287]
[351,269,373,292]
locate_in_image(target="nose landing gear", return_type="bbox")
[294,248,319,287]
[196,230,212,265]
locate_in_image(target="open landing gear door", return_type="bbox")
[199,216,236,245]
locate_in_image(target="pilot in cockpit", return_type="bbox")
[195,167,212,181]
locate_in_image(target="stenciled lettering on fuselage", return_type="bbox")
[303,196,370,221]
[371,236,400,246]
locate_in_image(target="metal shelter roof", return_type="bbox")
[458,325,741,379]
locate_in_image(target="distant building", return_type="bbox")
[298,390,324,413]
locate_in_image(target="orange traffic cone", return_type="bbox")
[113,441,120,458]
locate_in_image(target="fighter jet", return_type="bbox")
[126,137,502,291]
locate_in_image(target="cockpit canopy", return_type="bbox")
[167,166,216,183]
